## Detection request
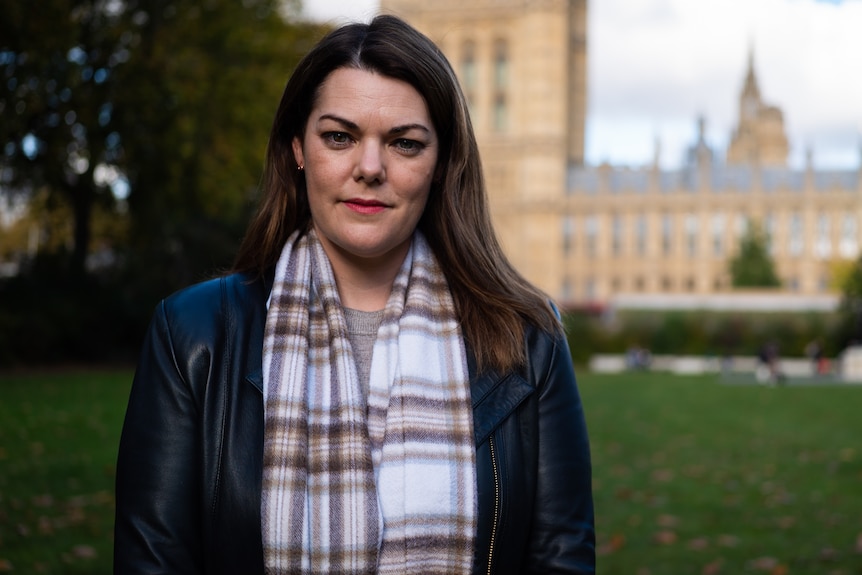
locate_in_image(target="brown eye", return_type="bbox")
[323,132,352,146]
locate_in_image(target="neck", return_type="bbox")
[320,241,410,312]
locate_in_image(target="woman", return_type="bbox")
[114,14,595,574]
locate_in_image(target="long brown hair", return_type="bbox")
[233,14,560,372]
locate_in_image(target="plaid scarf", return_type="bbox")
[261,229,477,574]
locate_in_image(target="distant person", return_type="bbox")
[113,14,595,574]
[757,341,784,385]
[805,339,829,375]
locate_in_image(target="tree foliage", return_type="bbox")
[831,253,862,350]
[1,0,132,275]
[0,0,330,365]
[728,222,781,288]
[1,0,327,284]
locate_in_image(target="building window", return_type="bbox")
[685,213,698,258]
[461,41,476,111]
[611,214,623,256]
[636,214,647,256]
[840,214,859,258]
[712,213,725,257]
[562,216,575,256]
[561,276,573,301]
[493,95,507,131]
[735,213,748,239]
[789,212,805,258]
[493,39,508,88]
[585,215,599,258]
[814,213,830,259]
[492,39,508,131]
[661,213,673,256]
[764,213,775,255]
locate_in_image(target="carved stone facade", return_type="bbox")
[380,0,588,290]
[381,0,862,305]
[726,51,790,167]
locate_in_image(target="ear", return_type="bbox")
[292,136,304,169]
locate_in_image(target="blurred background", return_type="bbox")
[3,0,862,369]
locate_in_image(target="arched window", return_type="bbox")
[492,39,508,131]
[461,40,476,109]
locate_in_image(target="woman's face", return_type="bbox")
[293,67,438,269]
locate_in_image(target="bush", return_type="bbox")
[563,308,844,363]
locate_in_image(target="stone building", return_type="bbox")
[380,0,862,307]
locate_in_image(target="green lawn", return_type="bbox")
[0,370,132,574]
[0,369,860,574]
[579,371,862,575]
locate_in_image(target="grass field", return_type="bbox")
[580,371,862,575]
[0,369,860,574]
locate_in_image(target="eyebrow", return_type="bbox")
[317,113,431,136]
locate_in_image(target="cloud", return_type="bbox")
[588,0,862,168]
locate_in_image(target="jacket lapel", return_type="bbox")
[467,348,534,446]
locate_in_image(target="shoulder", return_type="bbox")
[157,272,269,339]
[523,308,575,393]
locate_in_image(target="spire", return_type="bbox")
[742,43,760,100]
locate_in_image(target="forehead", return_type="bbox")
[312,67,432,122]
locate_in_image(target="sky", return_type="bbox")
[300,0,862,170]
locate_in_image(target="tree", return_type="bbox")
[112,1,329,297]
[831,253,862,351]
[1,0,134,276]
[728,222,781,288]
[0,0,330,366]
[1,0,327,286]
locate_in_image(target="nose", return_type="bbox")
[353,141,385,184]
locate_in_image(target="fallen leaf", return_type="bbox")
[653,530,677,545]
[597,533,626,556]
[855,533,862,554]
[819,547,839,562]
[651,468,675,482]
[717,534,739,548]
[702,559,723,575]
[656,514,679,527]
[37,516,53,535]
[688,537,709,551]
[72,545,97,559]
[747,556,778,571]
[0,559,12,572]
[31,494,54,508]
[775,516,795,529]
[615,487,633,501]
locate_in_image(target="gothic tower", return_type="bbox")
[379,0,589,289]
[726,49,790,167]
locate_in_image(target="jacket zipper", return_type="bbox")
[487,435,500,575]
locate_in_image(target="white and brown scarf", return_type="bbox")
[261,228,476,574]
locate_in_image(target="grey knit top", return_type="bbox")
[343,307,385,393]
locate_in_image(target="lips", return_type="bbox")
[343,198,388,215]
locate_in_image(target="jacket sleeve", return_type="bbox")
[113,300,204,573]
[527,328,596,574]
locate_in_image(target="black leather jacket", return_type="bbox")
[114,272,595,574]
